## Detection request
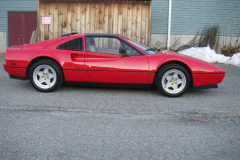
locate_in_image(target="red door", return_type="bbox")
[8,12,37,47]
[85,52,150,84]
[84,36,150,84]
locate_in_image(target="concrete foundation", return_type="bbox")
[151,34,239,53]
[0,32,6,54]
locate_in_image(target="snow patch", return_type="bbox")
[179,46,240,67]
[228,53,240,67]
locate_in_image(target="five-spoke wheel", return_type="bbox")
[29,59,63,92]
[156,64,190,97]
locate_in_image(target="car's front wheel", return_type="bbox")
[29,59,63,92]
[156,64,190,97]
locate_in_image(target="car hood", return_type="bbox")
[158,50,185,56]
[147,50,226,74]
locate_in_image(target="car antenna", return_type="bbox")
[18,37,21,45]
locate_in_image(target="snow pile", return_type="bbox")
[179,46,240,67]
[228,53,240,67]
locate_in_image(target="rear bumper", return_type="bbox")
[9,75,27,80]
[4,65,27,78]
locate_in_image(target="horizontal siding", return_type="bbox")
[151,0,240,36]
[0,0,239,36]
[151,0,169,34]
[0,0,37,31]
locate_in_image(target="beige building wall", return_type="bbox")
[151,34,239,53]
[0,32,6,54]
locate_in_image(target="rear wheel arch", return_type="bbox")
[153,61,193,87]
[27,57,64,81]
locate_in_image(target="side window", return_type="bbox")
[57,37,83,51]
[86,37,121,55]
[86,37,142,56]
[121,41,142,56]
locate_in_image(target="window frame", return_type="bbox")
[57,37,84,51]
[85,36,143,56]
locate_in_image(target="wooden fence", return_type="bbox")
[38,0,152,45]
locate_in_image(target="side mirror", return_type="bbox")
[119,47,128,56]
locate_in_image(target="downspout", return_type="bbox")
[167,0,172,50]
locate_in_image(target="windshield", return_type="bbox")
[123,38,158,55]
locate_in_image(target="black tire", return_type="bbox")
[156,64,190,97]
[29,59,63,92]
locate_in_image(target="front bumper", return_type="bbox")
[192,73,225,86]
[193,84,218,89]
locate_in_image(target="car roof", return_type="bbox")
[61,32,78,37]
[85,33,119,37]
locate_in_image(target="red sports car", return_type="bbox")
[3,33,226,97]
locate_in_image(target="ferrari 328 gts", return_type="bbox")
[3,33,226,97]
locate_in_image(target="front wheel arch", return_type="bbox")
[155,63,191,97]
[153,61,193,87]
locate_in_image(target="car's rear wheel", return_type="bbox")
[29,59,63,92]
[156,64,190,97]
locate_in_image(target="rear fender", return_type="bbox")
[26,56,63,80]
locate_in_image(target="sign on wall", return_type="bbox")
[42,17,51,24]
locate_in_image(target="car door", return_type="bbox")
[85,36,149,84]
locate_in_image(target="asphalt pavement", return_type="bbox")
[0,56,240,159]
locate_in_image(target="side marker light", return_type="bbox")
[198,69,205,72]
